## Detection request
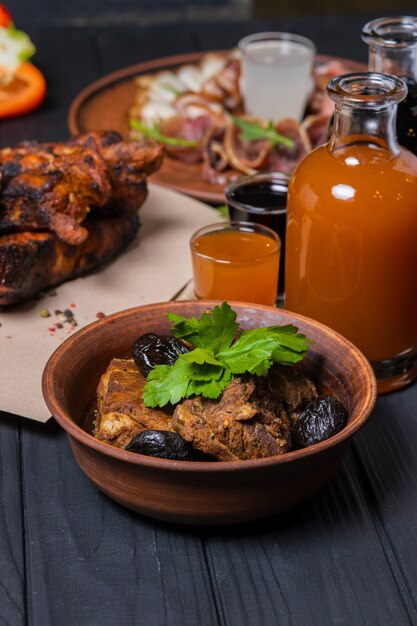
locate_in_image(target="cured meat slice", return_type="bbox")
[264,119,312,174]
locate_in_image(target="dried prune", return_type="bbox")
[132,333,189,376]
[125,430,196,461]
[292,395,348,448]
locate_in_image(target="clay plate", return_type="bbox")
[42,301,376,525]
[68,51,367,204]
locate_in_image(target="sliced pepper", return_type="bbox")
[0,4,11,27]
[0,61,46,118]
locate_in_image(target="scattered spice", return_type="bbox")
[96,311,106,319]
[69,303,76,309]
[40,308,50,318]
[43,305,79,334]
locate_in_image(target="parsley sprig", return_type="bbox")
[232,117,295,150]
[130,119,199,148]
[142,302,311,408]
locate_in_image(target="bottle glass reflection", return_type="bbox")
[362,16,417,154]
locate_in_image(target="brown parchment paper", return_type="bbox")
[0,184,219,422]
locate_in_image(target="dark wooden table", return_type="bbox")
[1,13,417,626]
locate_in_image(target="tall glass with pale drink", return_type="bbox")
[239,32,316,121]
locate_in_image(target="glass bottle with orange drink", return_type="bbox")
[285,72,417,393]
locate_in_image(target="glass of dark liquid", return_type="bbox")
[225,172,289,300]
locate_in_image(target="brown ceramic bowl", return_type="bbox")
[42,301,376,525]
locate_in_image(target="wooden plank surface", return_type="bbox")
[352,387,417,619]
[191,15,369,63]
[0,414,25,625]
[202,421,416,625]
[92,24,200,75]
[20,422,218,626]
[0,14,417,626]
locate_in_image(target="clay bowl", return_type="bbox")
[42,301,376,525]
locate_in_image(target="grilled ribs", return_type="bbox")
[0,211,139,305]
[0,131,163,304]
[0,131,163,244]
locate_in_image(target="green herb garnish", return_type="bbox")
[130,119,199,148]
[232,117,295,150]
[216,204,229,218]
[143,302,311,408]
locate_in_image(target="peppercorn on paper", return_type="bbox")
[0,185,220,422]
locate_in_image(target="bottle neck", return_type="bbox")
[326,73,406,159]
[368,44,417,81]
[329,103,400,157]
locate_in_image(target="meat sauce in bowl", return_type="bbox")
[91,307,348,461]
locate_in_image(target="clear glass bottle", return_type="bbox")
[362,16,417,154]
[285,72,417,393]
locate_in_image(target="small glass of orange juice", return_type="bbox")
[190,221,280,305]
